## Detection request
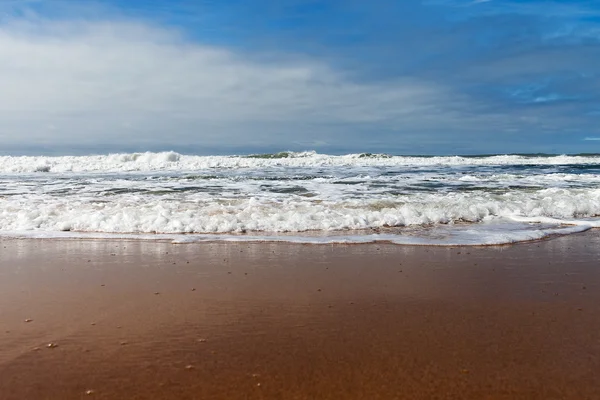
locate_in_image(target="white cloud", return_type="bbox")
[0,17,472,150]
[584,137,600,141]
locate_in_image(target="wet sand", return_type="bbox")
[1,232,600,399]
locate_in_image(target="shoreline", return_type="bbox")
[1,231,600,399]
[0,224,596,247]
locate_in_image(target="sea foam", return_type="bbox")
[1,151,599,245]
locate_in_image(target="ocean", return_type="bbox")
[1,151,599,246]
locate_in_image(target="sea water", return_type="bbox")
[1,151,599,246]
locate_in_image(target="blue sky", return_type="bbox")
[0,0,599,155]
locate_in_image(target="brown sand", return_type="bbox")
[1,232,600,399]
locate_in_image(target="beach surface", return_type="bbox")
[1,232,599,399]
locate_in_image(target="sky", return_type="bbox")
[0,0,599,155]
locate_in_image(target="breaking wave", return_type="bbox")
[1,151,599,173]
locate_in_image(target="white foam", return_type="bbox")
[1,188,598,235]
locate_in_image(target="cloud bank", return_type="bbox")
[0,18,473,153]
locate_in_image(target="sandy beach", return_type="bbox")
[1,232,600,399]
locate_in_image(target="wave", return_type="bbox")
[1,188,598,234]
[1,151,600,173]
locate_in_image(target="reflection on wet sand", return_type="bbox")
[1,232,599,399]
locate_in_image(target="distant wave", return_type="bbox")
[1,151,600,173]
